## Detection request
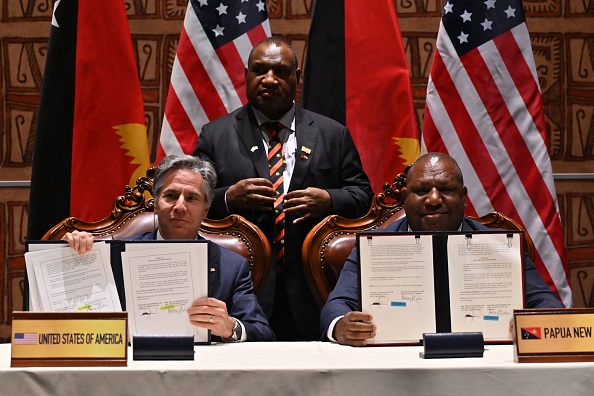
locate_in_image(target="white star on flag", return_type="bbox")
[461,10,472,22]
[213,24,225,37]
[216,3,228,15]
[481,19,493,30]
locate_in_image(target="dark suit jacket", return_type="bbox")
[194,104,372,336]
[126,231,274,342]
[320,217,564,340]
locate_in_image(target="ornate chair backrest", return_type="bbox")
[42,167,271,296]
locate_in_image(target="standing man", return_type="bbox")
[320,152,564,346]
[194,37,372,340]
[63,155,274,342]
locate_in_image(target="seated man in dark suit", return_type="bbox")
[63,154,274,342]
[320,152,564,346]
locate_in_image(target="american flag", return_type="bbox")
[422,0,571,306]
[156,0,271,163]
[13,333,38,345]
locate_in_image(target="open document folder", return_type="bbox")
[357,231,525,345]
[25,240,209,343]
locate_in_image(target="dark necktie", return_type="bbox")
[265,122,285,261]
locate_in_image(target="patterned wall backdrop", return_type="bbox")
[0,0,593,341]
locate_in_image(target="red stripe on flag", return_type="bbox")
[162,88,198,153]
[420,110,448,154]
[215,42,248,104]
[177,28,228,119]
[533,250,561,297]
[247,23,269,47]
[493,32,548,143]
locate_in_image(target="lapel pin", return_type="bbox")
[300,154,309,160]
[210,268,216,272]
[251,146,258,152]
[301,146,312,154]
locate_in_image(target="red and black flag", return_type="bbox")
[521,327,542,340]
[302,0,418,193]
[28,0,150,240]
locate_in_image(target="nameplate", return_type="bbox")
[11,311,128,367]
[513,308,594,363]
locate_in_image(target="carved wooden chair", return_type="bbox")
[42,168,271,297]
[301,173,536,308]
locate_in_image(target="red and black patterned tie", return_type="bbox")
[265,122,286,261]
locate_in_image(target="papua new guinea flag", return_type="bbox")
[28,0,150,239]
[302,0,419,193]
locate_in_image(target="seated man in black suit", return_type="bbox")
[63,154,274,342]
[320,152,564,346]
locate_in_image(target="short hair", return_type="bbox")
[405,152,464,186]
[153,154,217,207]
[247,37,299,70]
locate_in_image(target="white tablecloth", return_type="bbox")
[1,342,592,395]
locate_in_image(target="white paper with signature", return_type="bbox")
[447,233,523,341]
[359,234,436,344]
[121,242,208,342]
[25,242,121,312]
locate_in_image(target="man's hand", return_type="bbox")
[334,311,376,346]
[61,230,95,256]
[187,297,236,338]
[226,178,277,212]
[283,187,331,224]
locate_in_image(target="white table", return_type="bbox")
[1,342,593,395]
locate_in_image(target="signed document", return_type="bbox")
[25,242,121,312]
[447,233,523,341]
[358,231,524,344]
[359,234,436,344]
[121,242,208,342]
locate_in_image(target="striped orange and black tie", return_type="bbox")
[265,122,286,261]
